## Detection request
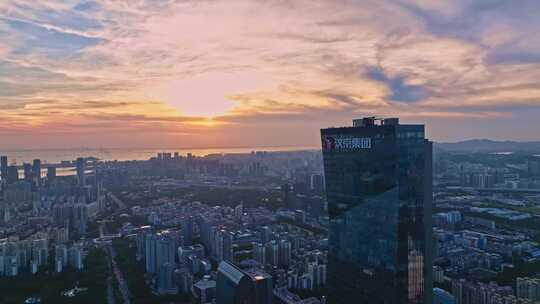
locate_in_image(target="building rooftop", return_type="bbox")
[244,268,272,281]
[194,279,216,290]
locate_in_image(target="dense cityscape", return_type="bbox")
[1,0,539,302]
[0,118,539,304]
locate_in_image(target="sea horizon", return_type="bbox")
[0,145,319,164]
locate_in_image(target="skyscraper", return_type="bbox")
[0,156,7,181]
[217,261,253,304]
[23,163,32,182]
[182,216,194,246]
[32,159,41,187]
[243,268,273,304]
[145,233,158,274]
[156,234,176,269]
[216,229,234,262]
[47,167,56,181]
[7,166,19,184]
[76,157,86,186]
[321,117,432,304]
[216,261,273,304]
[223,231,234,262]
[158,263,178,294]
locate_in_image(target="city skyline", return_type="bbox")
[1,115,540,303]
[1,0,540,149]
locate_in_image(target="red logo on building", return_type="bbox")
[321,136,336,150]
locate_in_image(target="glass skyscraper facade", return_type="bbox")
[216,261,273,304]
[321,117,432,304]
[217,261,252,304]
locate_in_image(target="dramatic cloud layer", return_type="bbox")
[1,0,539,149]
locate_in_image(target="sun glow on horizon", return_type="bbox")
[144,71,276,118]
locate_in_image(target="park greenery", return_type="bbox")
[0,247,108,304]
[116,186,284,210]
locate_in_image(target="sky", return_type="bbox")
[0,0,539,149]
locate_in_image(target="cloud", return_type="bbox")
[1,17,103,56]
[365,66,428,102]
[0,0,539,148]
[486,47,540,65]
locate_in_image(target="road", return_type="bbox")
[108,192,128,210]
[105,252,116,304]
[443,186,540,194]
[107,276,115,304]
[108,245,131,304]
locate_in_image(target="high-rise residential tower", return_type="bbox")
[47,167,56,181]
[321,117,433,304]
[0,156,7,181]
[23,163,32,182]
[32,159,41,187]
[76,157,86,186]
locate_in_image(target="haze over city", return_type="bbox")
[1,0,539,150]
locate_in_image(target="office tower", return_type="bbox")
[217,261,253,304]
[243,268,272,304]
[23,163,32,182]
[76,157,86,186]
[321,117,432,304]
[216,261,273,304]
[32,159,41,187]
[0,156,7,181]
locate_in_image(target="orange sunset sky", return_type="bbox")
[1,0,540,149]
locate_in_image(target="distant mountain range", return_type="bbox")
[435,139,540,153]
